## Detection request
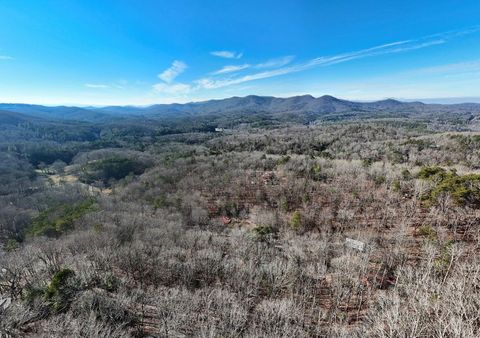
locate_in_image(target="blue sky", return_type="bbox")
[0,0,480,105]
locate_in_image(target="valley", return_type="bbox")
[1,98,480,336]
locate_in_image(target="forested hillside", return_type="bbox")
[3,95,480,122]
[1,102,480,337]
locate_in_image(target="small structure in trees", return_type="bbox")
[0,297,11,311]
[345,238,366,252]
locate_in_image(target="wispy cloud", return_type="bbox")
[152,26,480,98]
[255,55,295,68]
[414,59,480,75]
[0,55,13,60]
[213,64,251,74]
[153,83,191,95]
[196,34,456,89]
[158,60,187,83]
[153,60,191,95]
[85,83,109,89]
[210,50,243,59]
[424,25,480,41]
[210,56,295,76]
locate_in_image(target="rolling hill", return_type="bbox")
[2,95,480,122]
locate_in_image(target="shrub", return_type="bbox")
[373,174,386,186]
[362,158,374,168]
[44,268,77,312]
[80,156,149,185]
[392,180,401,192]
[29,198,96,237]
[432,174,480,207]
[401,168,412,180]
[4,239,19,251]
[290,211,302,231]
[402,138,432,151]
[310,164,327,181]
[277,155,291,165]
[434,240,454,275]
[418,225,437,240]
[417,166,480,208]
[417,166,448,180]
[22,286,45,306]
[252,224,274,241]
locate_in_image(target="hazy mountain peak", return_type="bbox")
[376,98,403,105]
[319,95,341,101]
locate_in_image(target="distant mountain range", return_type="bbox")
[2,95,480,122]
[0,104,108,121]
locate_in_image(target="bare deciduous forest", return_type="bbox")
[2,103,480,337]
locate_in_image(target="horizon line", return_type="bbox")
[1,94,480,108]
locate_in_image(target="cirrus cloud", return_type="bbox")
[255,55,295,68]
[212,64,251,75]
[197,39,448,90]
[153,82,191,95]
[158,60,187,83]
[210,50,243,59]
[155,26,480,99]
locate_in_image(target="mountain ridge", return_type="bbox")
[2,95,480,122]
